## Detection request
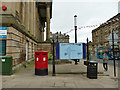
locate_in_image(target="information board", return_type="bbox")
[56,43,86,59]
[0,27,7,38]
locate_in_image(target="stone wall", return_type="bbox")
[1,2,44,42]
[6,27,37,66]
[92,13,120,55]
[0,2,52,67]
[37,43,53,54]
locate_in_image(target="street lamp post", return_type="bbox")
[52,32,59,76]
[74,15,78,64]
[74,15,77,43]
[56,32,59,43]
[87,38,89,61]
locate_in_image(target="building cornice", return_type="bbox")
[0,14,39,43]
[36,1,52,23]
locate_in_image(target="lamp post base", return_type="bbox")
[52,73,56,76]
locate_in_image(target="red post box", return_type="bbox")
[35,51,48,76]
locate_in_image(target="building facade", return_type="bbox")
[50,32,70,43]
[92,13,120,55]
[0,1,52,66]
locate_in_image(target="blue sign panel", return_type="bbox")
[0,27,7,38]
[56,43,86,59]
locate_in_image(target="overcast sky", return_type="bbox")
[47,0,119,43]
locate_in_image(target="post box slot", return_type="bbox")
[36,54,39,55]
[42,54,46,55]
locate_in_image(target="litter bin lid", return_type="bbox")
[88,60,97,63]
[0,56,12,59]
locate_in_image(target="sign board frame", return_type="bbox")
[56,43,86,59]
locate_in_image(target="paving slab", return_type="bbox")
[1,59,119,88]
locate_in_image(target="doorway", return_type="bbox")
[26,40,28,61]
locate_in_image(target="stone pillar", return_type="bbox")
[22,2,25,24]
[46,3,50,41]
[16,2,21,18]
[35,7,39,40]
[25,2,30,31]
[30,2,34,35]
[33,1,36,37]
[29,2,31,33]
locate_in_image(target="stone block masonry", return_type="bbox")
[37,43,53,54]
[6,27,37,66]
[0,1,52,68]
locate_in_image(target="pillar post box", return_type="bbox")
[35,51,48,76]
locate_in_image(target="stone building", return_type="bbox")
[0,1,52,66]
[88,41,93,54]
[92,13,120,55]
[49,32,70,43]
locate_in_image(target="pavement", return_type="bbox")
[1,59,119,88]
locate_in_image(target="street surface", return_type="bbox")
[91,56,119,67]
[1,59,119,88]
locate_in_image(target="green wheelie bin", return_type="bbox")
[0,56,13,75]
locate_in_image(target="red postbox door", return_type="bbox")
[35,51,48,69]
[40,53,48,69]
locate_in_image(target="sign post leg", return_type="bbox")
[112,30,116,77]
[52,39,56,76]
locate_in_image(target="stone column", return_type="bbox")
[35,7,39,40]
[16,2,21,18]
[25,2,30,31]
[29,2,31,33]
[22,2,25,24]
[30,2,34,35]
[33,1,36,37]
[46,3,50,41]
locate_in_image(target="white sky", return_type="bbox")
[48,0,119,43]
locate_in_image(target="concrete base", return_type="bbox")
[35,68,48,76]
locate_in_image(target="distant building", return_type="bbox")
[92,13,120,55]
[50,32,69,43]
[88,41,93,52]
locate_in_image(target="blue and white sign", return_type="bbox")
[0,27,7,38]
[56,43,86,59]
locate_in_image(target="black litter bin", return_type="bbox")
[87,60,98,79]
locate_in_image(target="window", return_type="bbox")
[104,26,107,32]
[0,40,6,55]
[96,38,98,43]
